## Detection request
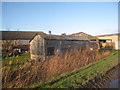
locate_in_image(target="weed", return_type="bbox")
[2,49,112,88]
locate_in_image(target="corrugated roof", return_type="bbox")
[1,31,46,40]
[38,34,89,41]
[68,32,98,40]
[96,33,120,37]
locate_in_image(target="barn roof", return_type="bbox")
[1,31,46,40]
[37,34,89,41]
[68,32,98,40]
[96,33,120,37]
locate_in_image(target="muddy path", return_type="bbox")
[84,64,120,88]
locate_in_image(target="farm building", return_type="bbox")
[1,31,46,49]
[1,31,46,45]
[68,32,99,50]
[1,31,46,57]
[30,34,90,60]
[96,33,120,50]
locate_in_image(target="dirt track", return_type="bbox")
[84,64,120,88]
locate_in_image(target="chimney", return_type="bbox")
[49,31,51,35]
[61,33,66,36]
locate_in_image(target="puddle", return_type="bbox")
[105,78,120,88]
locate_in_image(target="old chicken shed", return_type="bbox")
[30,34,90,60]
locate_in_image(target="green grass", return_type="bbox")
[3,54,30,69]
[30,50,119,88]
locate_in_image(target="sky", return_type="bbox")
[2,2,118,35]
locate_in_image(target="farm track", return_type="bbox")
[84,64,120,88]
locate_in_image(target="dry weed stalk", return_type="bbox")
[2,49,110,88]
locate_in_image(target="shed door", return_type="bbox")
[47,47,55,56]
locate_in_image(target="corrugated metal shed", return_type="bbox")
[30,34,90,60]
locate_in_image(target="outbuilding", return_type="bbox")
[97,33,120,50]
[30,34,90,60]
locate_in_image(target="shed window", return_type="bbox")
[47,47,55,56]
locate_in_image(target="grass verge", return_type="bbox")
[30,50,119,88]
[2,54,30,70]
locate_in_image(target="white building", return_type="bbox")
[97,33,120,50]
